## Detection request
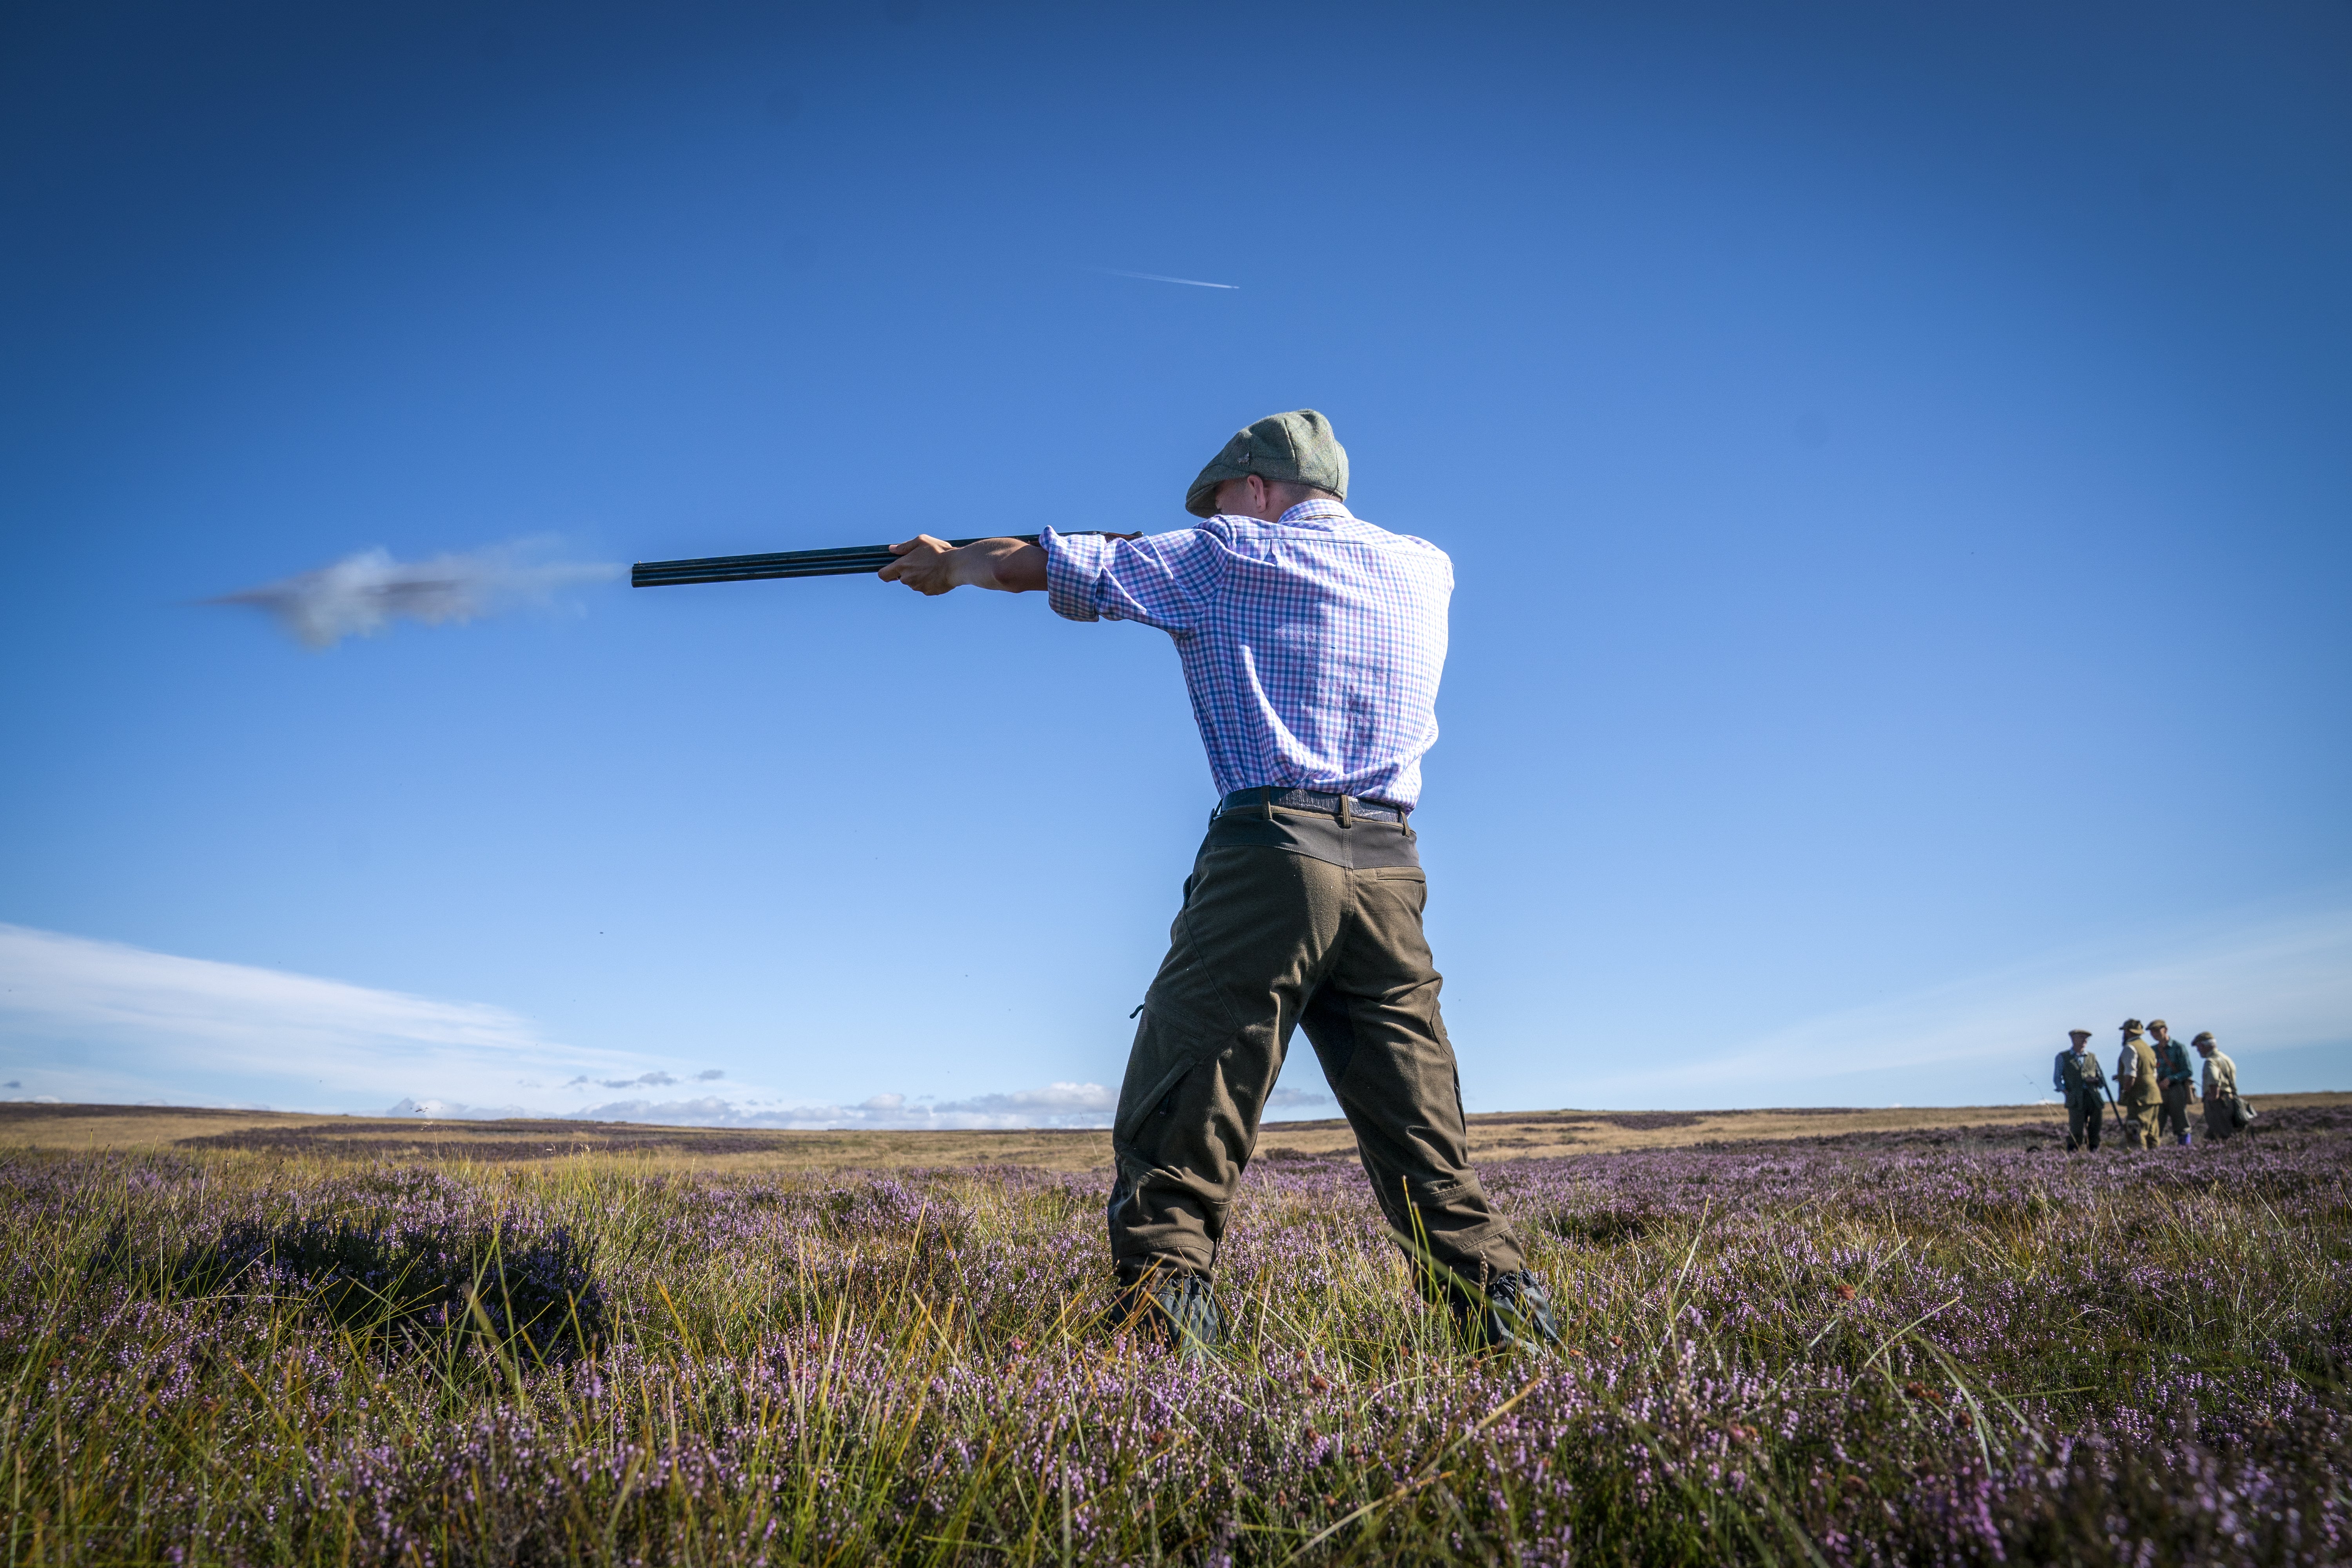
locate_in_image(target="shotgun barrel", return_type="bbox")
[631,535,1044,588]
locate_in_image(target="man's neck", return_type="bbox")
[1231,488,1343,524]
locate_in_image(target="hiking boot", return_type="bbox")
[1116,1268,1223,1359]
[1454,1269,1563,1353]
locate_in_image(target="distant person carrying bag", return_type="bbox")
[877,411,1559,1357]
[2194,1032,2250,1142]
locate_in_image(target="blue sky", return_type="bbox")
[2,1,2346,1125]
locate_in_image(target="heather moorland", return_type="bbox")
[2,1101,2347,1565]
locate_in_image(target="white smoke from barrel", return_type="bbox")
[208,540,621,649]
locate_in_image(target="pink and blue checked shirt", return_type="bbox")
[1039,500,1451,811]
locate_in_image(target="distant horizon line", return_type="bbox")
[9,1091,2347,1127]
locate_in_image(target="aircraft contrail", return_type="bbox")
[1092,267,1240,290]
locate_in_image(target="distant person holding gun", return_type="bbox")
[2114,1019,2162,1149]
[2148,1018,2197,1145]
[2053,1029,2107,1151]
[875,411,1560,1357]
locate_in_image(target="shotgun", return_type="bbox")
[633,531,1151,588]
[630,537,1035,588]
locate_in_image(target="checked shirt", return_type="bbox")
[1039,500,1451,811]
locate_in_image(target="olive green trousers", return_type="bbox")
[2064,1096,2104,1151]
[1107,805,1526,1292]
[2157,1081,2192,1142]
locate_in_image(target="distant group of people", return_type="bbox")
[2053,1019,2247,1151]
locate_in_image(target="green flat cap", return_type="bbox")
[2067,1029,2091,1039]
[2192,1031,2215,1045]
[1185,409,1348,518]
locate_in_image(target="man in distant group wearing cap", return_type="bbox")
[2052,1029,2107,1152]
[2196,1033,2241,1143]
[2147,1018,2196,1146]
[877,410,1559,1357]
[2114,1019,2162,1150]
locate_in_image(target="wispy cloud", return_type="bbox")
[567,1080,1334,1131]
[0,923,667,1113]
[0,924,1300,1130]
[572,1082,1119,1131]
[14,907,2333,1128]
[1089,267,1239,290]
[205,537,619,648]
[1572,899,2352,1108]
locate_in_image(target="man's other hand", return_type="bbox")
[880,535,1049,595]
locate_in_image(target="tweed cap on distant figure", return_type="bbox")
[2148,1018,2170,1031]
[1185,409,1349,518]
[2192,1031,2216,1045]
[2068,1029,2092,1040]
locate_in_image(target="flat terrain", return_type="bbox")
[5,1100,2347,1563]
[4,1092,2347,1168]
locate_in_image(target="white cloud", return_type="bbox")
[571,1081,1121,1131]
[57,902,2325,1129]
[1574,898,2352,1107]
[0,924,1253,1129]
[386,1097,532,1119]
[0,923,666,1113]
[560,1080,1337,1131]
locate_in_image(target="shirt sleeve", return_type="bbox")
[1039,524,1227,633]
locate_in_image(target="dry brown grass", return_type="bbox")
[5,1092,2345,1171]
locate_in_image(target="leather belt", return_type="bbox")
[1216,787,1409,823]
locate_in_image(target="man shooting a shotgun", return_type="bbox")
[877,410,1561,1356]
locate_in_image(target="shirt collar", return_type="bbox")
[1276,499,1354,525]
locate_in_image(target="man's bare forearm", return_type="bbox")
[880,535,1047,595]
[962,538,1048,592]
